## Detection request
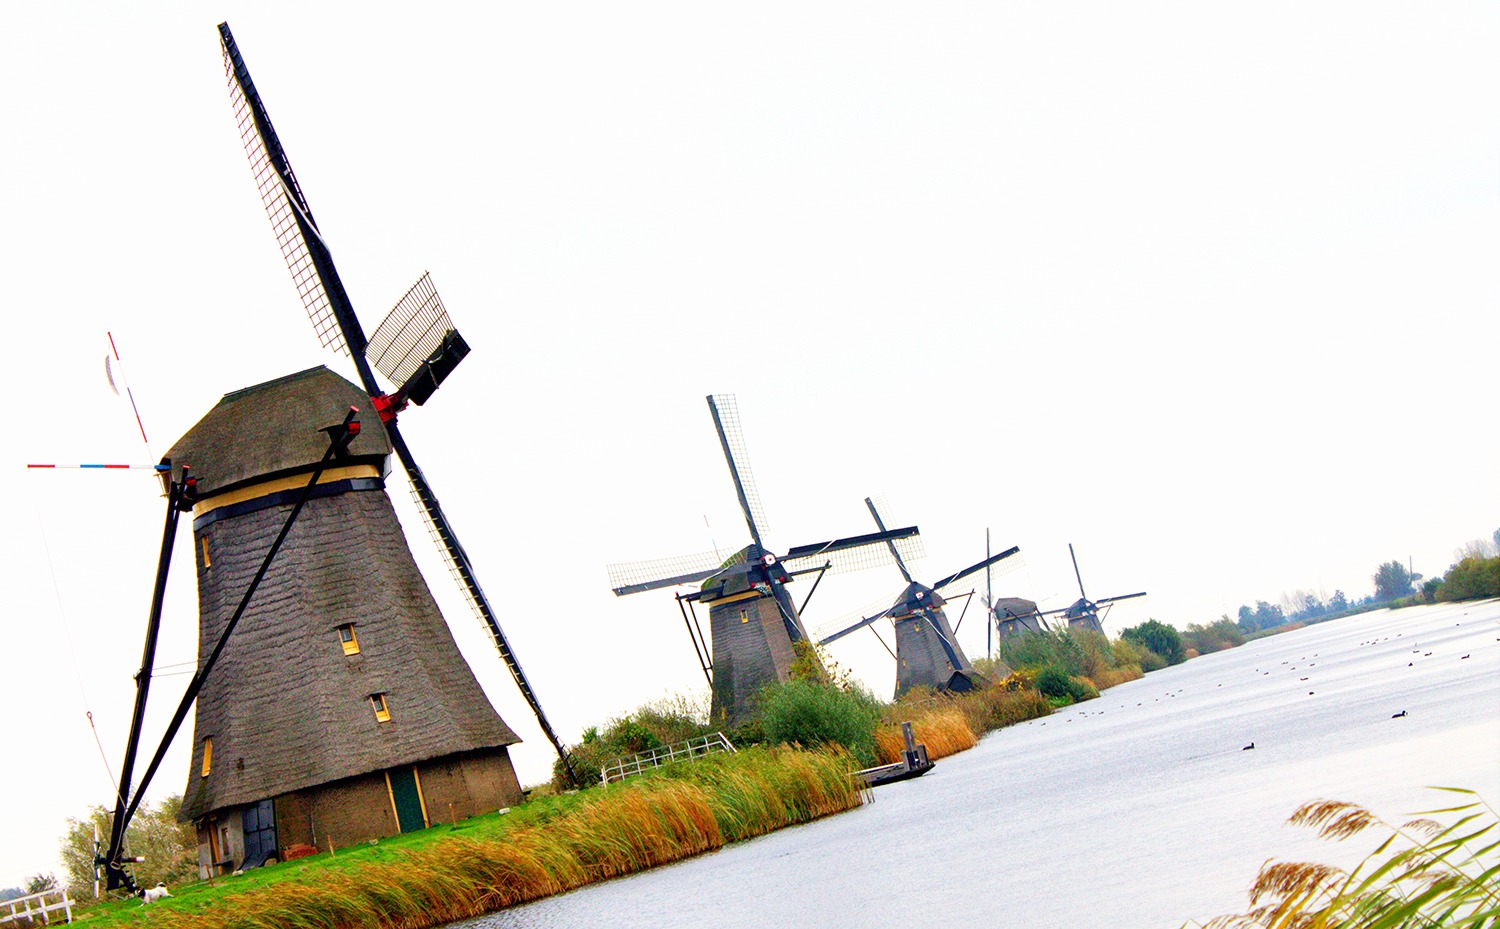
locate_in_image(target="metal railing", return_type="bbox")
[1,888,75,925]
[600,732,736,786]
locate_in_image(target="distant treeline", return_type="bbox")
[1230,527,1500,639]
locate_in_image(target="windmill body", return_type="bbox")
[697,546,806,725]
[992,596,1047,640]
[609,396,922,727]
[887,581,988,697]
[169,367,523,876]
[1032,544,1147,638]
[817,501,1020,699]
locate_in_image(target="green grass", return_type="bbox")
[74,746,863,929]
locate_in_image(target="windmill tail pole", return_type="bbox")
[101,469,187,893]
[107,412,361,889]
[386,425,581,788]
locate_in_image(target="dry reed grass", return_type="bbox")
[1190,789,1500,929]
[1084,664,1144,691]
[874,708,977,764]
[129,747,861,929]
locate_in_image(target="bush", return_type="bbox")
[1120,619,1185,665]
[556,694,715,787]
[757,679,882,767]
[1436,555,1500,602]
[1033,665,1097,704]
[1181,619,1245,655]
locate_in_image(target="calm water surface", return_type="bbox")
[455,601,1500,929]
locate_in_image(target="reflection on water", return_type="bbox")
[453,601,1500,929]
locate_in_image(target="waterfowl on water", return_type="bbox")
[1392,710,1407,718]
[1242,742,1255,751]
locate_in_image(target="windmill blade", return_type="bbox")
[1069,542,1087,601]
[706,395,770,547]
[221,22,579,785]
[816,605,897,646]
[864,497,912,583]
[366,273,469,406]
[781,525,923,576]
[932,545,1022,594]
[1097,591,1147,605]
[607,549,744,596]
[220,24,357,359]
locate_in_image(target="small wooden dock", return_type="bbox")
[854,722,934,787]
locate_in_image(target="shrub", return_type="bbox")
[1034,665,1096,703]
[1120,619,1185,665]
[758,679,882,767]
[556,693,715,787]
[1436,555,1500,602]
[1181,619,1245,655]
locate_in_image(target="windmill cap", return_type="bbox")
[162,366,392,498]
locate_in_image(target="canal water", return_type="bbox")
[455,600,1500,929]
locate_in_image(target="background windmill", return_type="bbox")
[816,499,1020,697]
[607,395,922,725]
[1035,543,1147,636]
[218,23,577,784]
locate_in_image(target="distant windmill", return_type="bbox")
[218,23,576,784]
[817,499,1019,697]
[607,395,922,725]
[1035,543,1146,635]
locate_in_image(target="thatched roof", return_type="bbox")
[163,367,391,498]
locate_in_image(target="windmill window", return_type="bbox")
[371,693,391,723]
[201,737,213,777]
[337,624,361,656]
[739,609,749,624]
[200,536,212,569]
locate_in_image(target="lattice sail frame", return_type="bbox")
[781,534,925,577]
[222,39,348,357]
[367,273,452,387]
[810,548,1025,642]
[607,548,748,596]
[708,395,771,539]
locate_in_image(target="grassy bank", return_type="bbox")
[76,746,863,929]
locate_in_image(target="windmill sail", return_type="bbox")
[218,22,577,785]
[221,29,349,357]
[707,395,770,547]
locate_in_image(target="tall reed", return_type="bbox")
[120,747,862,929]
[1190,788,1500,929]
[874,708,976,764]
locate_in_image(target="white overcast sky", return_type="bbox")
[1,1,1495,887]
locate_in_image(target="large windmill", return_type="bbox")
[817,499,1020,697]
[169,370,527,875]
[607,395,922,726]
[1034,543,1147,636]
[218,23,576,784]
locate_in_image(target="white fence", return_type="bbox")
[0,888,74,925]
[600,732,736,785]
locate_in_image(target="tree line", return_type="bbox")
[1233,526,1500,637]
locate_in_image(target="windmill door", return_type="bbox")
[241,800,277,867]
[387,767,428,833]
